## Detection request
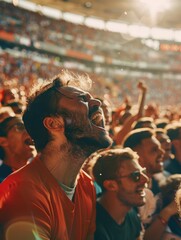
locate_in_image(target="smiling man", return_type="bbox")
[123,128,178,240]
[92,147,148,240]
[123,128,164,181]
[0,71,112,240]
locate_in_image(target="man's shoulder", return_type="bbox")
[96,202,112,223]
[1,157,40,185]
[76,170,95,199]
[0,158,51,223]
[79,170,94,186]
[0,157,47,201]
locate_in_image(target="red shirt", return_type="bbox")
[0,156,96,240]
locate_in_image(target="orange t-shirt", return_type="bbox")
[0,156,96,240]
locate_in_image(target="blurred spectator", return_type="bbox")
[0,116,35,182]
[0,106,15,123]
[123,128,178,240]
[1,88,19,106]
[155,118,169,129]
[159,174,181,238]
[175,183,181,219]
[153,128,172,186]
[123,128,164,194]
[155,128,172,166]
[144,103,159,120]
[165,123,181,174]
[6,100,24,114]
[114,81,147,145]
[132,117,156,130]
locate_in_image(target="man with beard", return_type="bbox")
[92,147,148,240]
[123,128,178,240]
[123,128,164,194]
[0,71,112,240]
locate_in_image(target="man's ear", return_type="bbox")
[43,116,64,132]
[103,180,118,192]
[0,137,8,148]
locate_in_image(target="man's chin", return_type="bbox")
[73,135,112,155]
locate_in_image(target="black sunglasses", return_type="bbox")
[117,167,147,182]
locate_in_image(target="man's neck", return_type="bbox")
[99,193,131,225]
[40,142,86,187]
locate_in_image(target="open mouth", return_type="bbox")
[136,188,146,197]
[90,110,105,129]
[156,159,163,165]
[24,138,34,146]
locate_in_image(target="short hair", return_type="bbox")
[23,71,92,152]
[92,147,139,191]
[0,116,22,137]
[132,117,156,130]
[0,116,23,160]
[155,118,169,129]
[0,106,15,123]
[6,100,24,114]
[154,128,166,135]
[123,128,154,149]
[166,123,181,141]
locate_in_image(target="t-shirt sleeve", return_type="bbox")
[0,179,51,239]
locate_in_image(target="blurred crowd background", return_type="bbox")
[1,0,181,113]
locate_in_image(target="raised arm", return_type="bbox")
[143,200,178,240]
[114,81,147,145]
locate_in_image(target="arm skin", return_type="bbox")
[114,81,147,145]
[137,81,147,118]
[143,201,178,240]
[114,113,138,145]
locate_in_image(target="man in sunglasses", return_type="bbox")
[92,147,148,240]
[0,71,112,240]
[0,116,35,182]
[123,128,178,240]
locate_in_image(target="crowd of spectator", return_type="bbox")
[0,2,181,239]
[1,1,181,108]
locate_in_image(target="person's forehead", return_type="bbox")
[157,133,169,141]
[142,136,160,147]
[5,118,23,130]
[118,159,140,174]
[58,86,88,98]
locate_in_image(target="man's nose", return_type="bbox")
[89,98,101,108]
[140,172,149,184]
